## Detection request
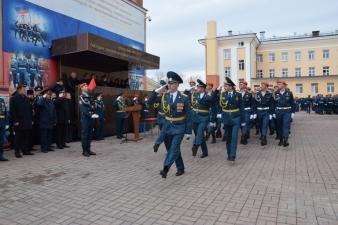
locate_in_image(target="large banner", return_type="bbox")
[2,0,145,90]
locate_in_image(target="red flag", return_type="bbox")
[88,77,96,91]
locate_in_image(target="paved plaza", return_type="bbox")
[0,112,338,225]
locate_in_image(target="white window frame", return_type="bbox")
[269,69,275,78]
[323,66,330,76]
[224,49,231,60]
[257,54,263,63]
[269,53,275,62]
[296,84,303,94]
[256,70,263,78]
[309,67,315,77]
[311,83,319,94]
[295,51,301,61]
[224,67,231,77]
[327,83,335,93]
[239,60,245,70]
[323,49,330,59]
[281,52,288,62]
[282,68,288,78]
[295,68,301,77]
[308,50,315,60]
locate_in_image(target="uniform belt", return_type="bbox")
[222,108,239,113]
[257,107,270,110]
[116,110,125,113]
[158,112,165,115]
[277,107,291,110]
[0,115,5,119]
[193,108,209,113]
[165,116,185,122]
[244,107,251,110]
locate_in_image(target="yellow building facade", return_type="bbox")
[199,21,338,97]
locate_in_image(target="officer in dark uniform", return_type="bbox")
[79,83,97,157]
[333,95,338,114]
[37,89,57,153]
[0,97,9,161]
[190,79,217,158]
[239,80,254,145]
[148,71,192,178]
[253,82,274,146]
[304,95,312,114]
[54,90,69,149]
[9,84,34,158]
[218,77,245,162]
[273,80,295,147]
[94,93,105,141]
[113,93,127,139]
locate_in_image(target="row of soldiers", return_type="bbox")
[297,94,338,114]
[147,72,295,179]
[0,84,106,161]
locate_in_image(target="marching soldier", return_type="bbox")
[94,93,105,141]
[79,83,98,157]
[253,82,274,146]
[113,93,127,139]
[218,77,245,162]
[190,79,217,158]
[273,80,295,147]
[239,80,254,145]
[0,97,9,161]
[148,71,192,178]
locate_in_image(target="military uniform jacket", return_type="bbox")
[79,94,94,120]
[253,91,274,114]
[149,90,192,135]
[95,100,105,120]
[36,96,56,129]
[273,90,295,113]
[189,91,217,123]
[241,91,255,114]
[9,93,33,130]
[0,98,8,127]
[219,91,244,124]
[113,99,127,119]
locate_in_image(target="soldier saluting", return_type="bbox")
[148,71,192,178]
[79,83,98,157]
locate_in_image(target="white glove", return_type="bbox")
[250,115,254,120]
[269,115,273,120]
[43,94,48,98]
[217,85,223,91]
[155,84,168,93]
[253,114,257,119]
[5,125,9,130]
[186,134,191,140]
[241,123,246,127]
[91,114,99,119]
[291,113,295,119]
[273,114,276,119]
[209,122,216,127]
[14,122,19,126]
[217,114,222,119]
[117,96,122,101]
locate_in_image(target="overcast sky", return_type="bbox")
[144,0,338,84]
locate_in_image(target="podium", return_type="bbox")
[124,104,143,141]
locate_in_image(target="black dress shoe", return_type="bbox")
[278,139,283,146]
[41,150,48,153]
[160,167,169,178]
[192,145,198,157]
[63,145,70,148]
[153,144,160,153]
[88,151,96,155]
[283,137,289,147]
[57,146,64,149]
[117,136,123,139]
[15,152,22,158]
[23,152,34,156]
[0,158,9,162]
[211,138,216,144]
[261,136,267,146]
[199,154,208,158]
[48,148,55,152]
[82,152,90,157]
[175,171,184,176]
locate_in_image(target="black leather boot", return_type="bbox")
[278,138,283,146]
[261,136,267,146]
[283,137,289,147]
[160,166,169,178]
[192,145,198,156]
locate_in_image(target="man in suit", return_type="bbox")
[148,71,192,178]
[9,84,34,158]
[113,93,127,139]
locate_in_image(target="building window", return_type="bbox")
[327,83,335,93]
[269,69,275,78]
[282,52,288,62]
[224,49,231,60]
[311,83,318,94]
[256,70,263,78]
[282,68,288,78]
[296,84,303,94]
[323,49,330,59]
[257,54,263,63]
[224,67,231,77]
[295,51,301,61]
[269,53,275,62]
[308,50,315,60]
[239,60,245,70]
[323,66,330,76]
[309,67,315,77]
[295,68,301,77]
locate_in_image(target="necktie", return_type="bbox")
[170,94,173,104]
[229,93,232,98]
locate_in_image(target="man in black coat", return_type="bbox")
[54,90,69,149]
[9,84,34,158]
